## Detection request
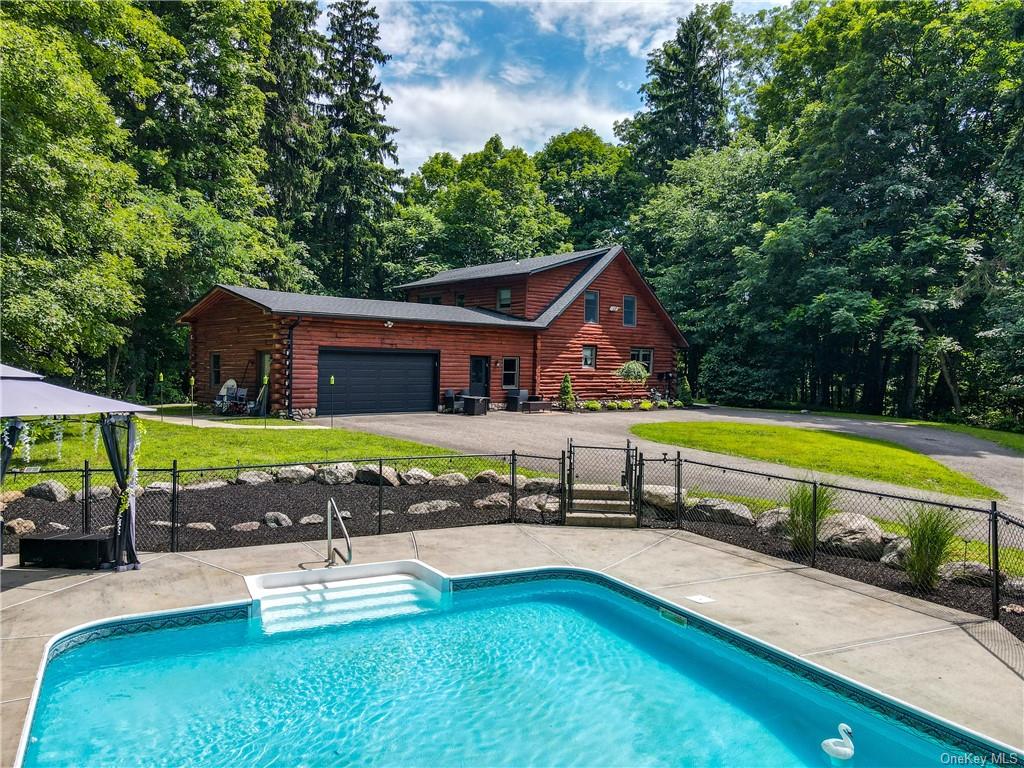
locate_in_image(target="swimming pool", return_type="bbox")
[19,566,1017,767]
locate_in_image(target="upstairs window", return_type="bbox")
[419,295,442,305]
[502,357,519,389]
[584,290,599,323]
[622,295,637,327]
[497,287,512,312]
[582,345,597,369]
[455,293,465,307]
[630,347,653,372]
[209,353,221,387]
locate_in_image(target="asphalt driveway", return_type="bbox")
[325,406,1023,515]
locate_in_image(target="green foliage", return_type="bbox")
[672,400,685,408]
[787,484,837,554]
[677,374,694,406]
[605,401,619,411]
[639,400,654,411]
[535,127,643,247]
[657,400,670,409]
[559,373,576,410]
[584,400,602,411]
[902,506,964,591]
[618,400,634,410]
[614,360,650,383]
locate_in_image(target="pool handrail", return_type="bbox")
[326,497,352,566]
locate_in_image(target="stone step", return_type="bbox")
[565,511,637,528]
[571,483,630,500]
[570,498,633,514]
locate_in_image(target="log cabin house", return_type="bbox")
[178,245,687,416]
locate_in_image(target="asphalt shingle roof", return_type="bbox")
[396,247,612,289]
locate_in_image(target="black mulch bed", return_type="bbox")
[2,480,560,555]
[640,506,1021,641]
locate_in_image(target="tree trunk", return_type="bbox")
[897,350,919,417]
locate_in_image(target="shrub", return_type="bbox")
[605,401,619,410]
[618,400,634,410]
[584,400,601,411]
[672,400,684,408]
[787,484,837,553]
[639,400,653,411]
[559,373,575,410]
[656,400,669,409]
[614,360,650,383]
[677,375,693,406]
[902,506,964,591]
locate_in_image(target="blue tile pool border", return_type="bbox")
[46,602,251,662]
[453,567,1017,762]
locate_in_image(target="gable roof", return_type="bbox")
[179,245,687,345]
[396,247,612,289]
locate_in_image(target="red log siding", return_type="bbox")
[405,275,528,316]
[535,255,679,400]
[188,293,285,409]
[523,261,590,319]
[289,319,536,410]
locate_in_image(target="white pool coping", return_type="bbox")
[14,560,1022,767]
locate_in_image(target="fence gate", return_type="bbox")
[566,439,640,524]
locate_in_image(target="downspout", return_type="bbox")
[286,317,302,417]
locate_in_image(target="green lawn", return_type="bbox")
[873,517,1023,577]
[8,419,454,472]
[631,421,1000,499]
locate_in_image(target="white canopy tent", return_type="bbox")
[1,363,154,570]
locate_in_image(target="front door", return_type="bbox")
[469,356,490,397]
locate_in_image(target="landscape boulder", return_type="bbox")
[186,522,216,531]
[1004,577,1024,598]
[74,485,112,503]
[641,485,677,512]
[756,508,790,538]
[299,514,324,525]
[473,492,511,511]
[816,513,884,560]
[0,490,24,504]
[231,521,261,532]
[400,467,434,485]
[25,480,71,503]
[355,464,401,487]
[517,493,561,514]
[236,470,274,486]
[183,479,228,492]
[430,472,469,487]
[880,537,911,569]
[522,477,559,494]
[939,560,997,587]
[472,470,503,484]
[145,481,173,494]
[407,499,459,516]
[149,520,172,527]
[49,521,70,531]
[4,518,35,536]
[276,465,315,484]
[693,498,754,526]
[315,463,356,485]
[264,511,293,528]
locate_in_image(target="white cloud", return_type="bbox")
[387,79,630,171]
[499,61,544,86]
[513,1,695,59]
[374,1,479,78]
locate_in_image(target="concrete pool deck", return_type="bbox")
[2,524,1022,764]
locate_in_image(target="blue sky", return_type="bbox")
[334,1,783,172]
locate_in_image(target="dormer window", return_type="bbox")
[497,287,512,312]
[584,291,599,323]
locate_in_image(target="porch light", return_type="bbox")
[384,321,394,328]
[609,305,621,312]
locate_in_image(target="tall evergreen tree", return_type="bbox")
[616,3,732,182]
[258,0,325,236]
[313,0,400,294]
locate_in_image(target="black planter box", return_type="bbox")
[462,396,490,416]
[19,532,114,569]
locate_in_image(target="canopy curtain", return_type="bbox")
[100,414,140,571]
[1,418,23,484]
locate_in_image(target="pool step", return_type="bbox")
[569,498,633,514]
[256,573,442,633]
[565,511,637,528]
[571,484,630,501]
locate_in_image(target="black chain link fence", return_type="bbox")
[636,455,1018,639]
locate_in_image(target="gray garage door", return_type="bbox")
[316,349,438,415]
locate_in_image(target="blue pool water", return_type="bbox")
[24,575,999,767]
